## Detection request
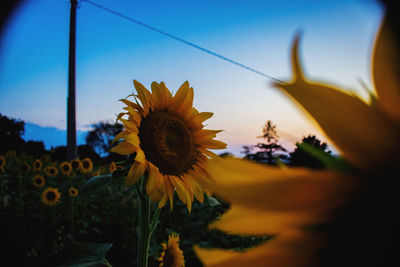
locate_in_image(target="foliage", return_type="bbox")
[85,121,123,157]
[0,151,268,267]
[289,135,331,169]
[245,120,287,165]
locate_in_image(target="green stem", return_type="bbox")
[137,176,150,267]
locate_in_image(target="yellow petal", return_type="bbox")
[125,133,140,147]
[119,98,142,111]
[158,193,168,209]
[170,176,188,205]
[109,142,136,155]
[204,158,355,212]
[372,17,400,122]
[172,81,190,112]
[146,163,160,194]
[111,130,130,144]
[210,205,327,236]
[165,176,174,210]
[135,148,146,163]
[184,175,204,203]
[119,118,138,133]
[126,162,146,186]
[176,86,194,116]
[194,231,318,267]
[133,80,154,112]
[273,33,400,169]
[201,139,227,150]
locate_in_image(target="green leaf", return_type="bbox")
[298,143,355,173]
[57,242,113,267]
[81,174,112,193]
[111,169,128,180]
[206,195,221,206]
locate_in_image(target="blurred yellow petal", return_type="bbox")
[110,142,136,155]
[273,34,400,169]
[201,139,227,150]
[204,158,354,212]
[195,231,318,267]
[210,205,327,236]
[372,17,400,122]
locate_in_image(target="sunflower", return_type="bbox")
[70,158,81,170]
[33,175,45,187]
[33,159,42,171]
[158,233,185,267]
[111,80,226,211]
[20,162,31,174]
[0,155,5,171]
[60,161,72,175]
[41,187,61,206]
[195,16,400,267]
[68,187,79,197]
[109,161,117,173]
[44,166,58,177]
[80,158,93,173]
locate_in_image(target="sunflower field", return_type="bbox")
[0,150,269,267]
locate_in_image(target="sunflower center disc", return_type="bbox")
[138,110,197,176]
[46,192,56,201]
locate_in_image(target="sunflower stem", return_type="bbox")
[137,175,150,267]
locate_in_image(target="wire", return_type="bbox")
[80,0,288,84]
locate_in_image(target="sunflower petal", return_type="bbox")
[110,142,136,155]
[372,17,400,122]
[126,162,146,186]
[204,158,355,212]
[177,86,194,116]
[133,80,154,112]
[173,81,190,109]
[135,148,146,163]
[194,231,317,267]
[146,163,160,194]
[273,33,400,169]
[201,140,227,150]
[210,205,327,236]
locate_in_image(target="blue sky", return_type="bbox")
[0,0,384,155]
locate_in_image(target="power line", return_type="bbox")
[81,0,287,84]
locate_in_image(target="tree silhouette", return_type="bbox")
[254,120,287,165]
[289,135,331,169]
[85,121,123,157]
[0,113,25,154]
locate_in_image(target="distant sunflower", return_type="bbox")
[20,162,31,174]
[109,161,117,173]
[60,161,72,175]
[111,80,226,211]
[158,233,185,267]
[33,175,45,187]
[44,166,58,177]
[0,155,5,171]
[80,158,93,173]
[33,159,42,171]
[68,187,79,197]
[41,187,61,206]
[70,158,81,170]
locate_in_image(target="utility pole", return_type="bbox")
[66,0,77,161]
